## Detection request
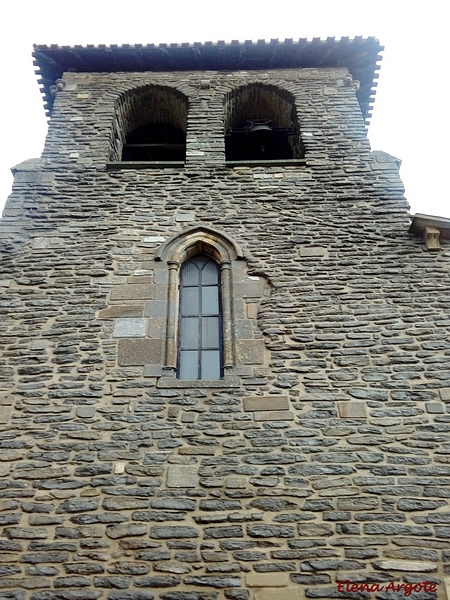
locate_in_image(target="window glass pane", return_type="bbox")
[193,256,208,269]
[202,286,219,315]
[202,316,219,348]
[177,254,222,381]
[201,260,219,285]
[201,350,221,380]
[182,261,199,286]
[180,317,199,349]
[179,350,199,380]
[181,287,199,316]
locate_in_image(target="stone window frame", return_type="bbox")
[155,226,244,388]
[106,226,270,388]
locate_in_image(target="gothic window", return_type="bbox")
[225,84,304,163]
[109,226,269,388]
[178,255,223,380]
[154,226,243,384]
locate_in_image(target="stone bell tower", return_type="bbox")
[1,38,450,600]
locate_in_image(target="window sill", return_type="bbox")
[107,161,184,170]
[226,159,306,168]
[157,376,240,389]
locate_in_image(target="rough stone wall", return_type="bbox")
[0,66,450,600]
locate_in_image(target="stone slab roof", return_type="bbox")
[33,37,383,117]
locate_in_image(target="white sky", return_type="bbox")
[0,0,448,218]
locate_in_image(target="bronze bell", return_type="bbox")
[246,122,276,155]
[247,122,273,135]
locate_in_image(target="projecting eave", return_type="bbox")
[32,37,383,119]
[409,213,450,251]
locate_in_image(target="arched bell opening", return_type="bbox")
[224,84,304,162]
[122,123,186,162]
[111,85,188,163]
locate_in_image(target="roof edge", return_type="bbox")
[32,37,383,119]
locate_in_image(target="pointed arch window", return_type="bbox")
[154,226,246,386]
[178,255,223,380]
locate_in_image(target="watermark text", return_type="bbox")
[337,580,437,597]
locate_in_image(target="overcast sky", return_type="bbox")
[0,0,448,218]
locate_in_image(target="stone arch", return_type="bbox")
[110,84,189,162]
[155,226,245,265]
[224,83,304,161]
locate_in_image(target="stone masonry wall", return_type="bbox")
[1,66,450,600]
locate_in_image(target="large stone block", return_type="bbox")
[114,318,147,338]
[254,410,294,421]
[99,305,144,319]
[246,573,289,587]
[166,466,198,488]
[118,339,163,366]
[337,402,367,419]
[111,284,155,301]
[236,340,265,365]
[243,396,289,412]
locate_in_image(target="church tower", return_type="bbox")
[1,38,450,599]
